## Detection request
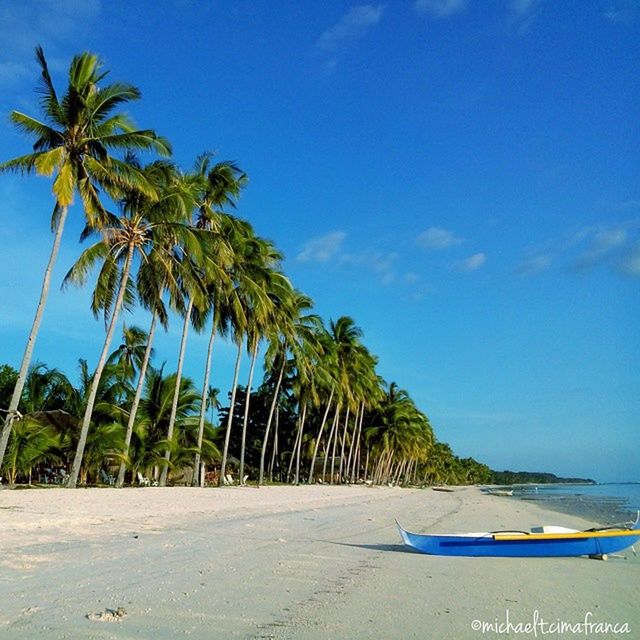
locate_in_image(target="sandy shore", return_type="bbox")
[1,485,638,639]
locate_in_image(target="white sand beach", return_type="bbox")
[1,485,638,639]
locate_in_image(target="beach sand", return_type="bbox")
[1,485,637,639]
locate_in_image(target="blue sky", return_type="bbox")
[0,0,638,482]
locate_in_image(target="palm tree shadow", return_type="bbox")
[322,541,423,554]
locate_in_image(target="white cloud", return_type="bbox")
[517,254,553,276]
[416,227,464,250]
[510,0,537,14]
[603,9,633,23]
[574,226,629,270]
[340,249,398,284]
[456,252,486,272]
[296,231,346,263]
[519,220,639,278]
[414,0,466,18]
[316,4,385,53]
[618,242,640,278]
[508,0,541,34]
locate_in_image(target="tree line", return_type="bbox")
[0,47,491,489]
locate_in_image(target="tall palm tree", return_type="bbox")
[238,241,283,484]
[326,316,362,483]
[190,157,247,486]
[219,229,273,486]
[115,161,196,487]
[160,158,246,487]
[257,289,317,485]
[64,178,201,487]
[307,321,339,483]
[0,47,169,469]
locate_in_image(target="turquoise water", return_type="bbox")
[508,483,640,524]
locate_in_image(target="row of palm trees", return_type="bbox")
[0,47,491,489]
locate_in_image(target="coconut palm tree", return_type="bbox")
[325,316,363,483]
[218,229,275,486]
[64,176,203,487]
[115,161,198,487]
[131,366,217,483]
[257,289,317,485]
[160,158,246,487]
[108,324,149,384]
[237,241,283,484]
[190,156,248,486]
[0,46,169,469]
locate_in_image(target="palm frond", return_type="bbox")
[8,112,62,148]
[52,160,76,206]
[33,146,65,177]
[34,46,64,126]
[89,82,142,120]
[62,241,110,289]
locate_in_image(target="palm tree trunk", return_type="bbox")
[307,388,334,484]
[338,406,350,483]
[350,402,365,482]
[239,338,259,485]
[116,311,157,487]
[364,447,370,482]
[268,407,279,482]
[258,353,286,485]
[219,341,242,486]
[159,297,194,487]
[0,205,69,467]
[322,405,339,483]
[384,453,394,484]
[345,402,360,481]
[293,401,307,485]
[68,243,134,488]
[193,321,217,486]
[287,411,303,482]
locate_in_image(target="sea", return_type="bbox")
[503,483,640,525]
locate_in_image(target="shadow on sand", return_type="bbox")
[322,541,423,554]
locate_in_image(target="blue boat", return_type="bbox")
[396,513,640,558]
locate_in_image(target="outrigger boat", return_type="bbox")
[396,513,640,558]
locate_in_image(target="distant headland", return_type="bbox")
[491,470,596,485]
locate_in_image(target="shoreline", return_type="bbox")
[1,485,638,639]
[492,483,640,526]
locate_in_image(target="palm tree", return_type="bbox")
[108,324,149,384]
[160,158,246,487]
[257,289,317,485]
[0,46,169,469]
[326,316,362,483]
[190,157,247,486]
[307,322,339,483]
[115,161,196,487]
[238,241,282,484]
[64,176,202,487]
[131,366,217,484]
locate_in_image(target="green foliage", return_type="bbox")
[490,470,595,485]
[0,364,18,410]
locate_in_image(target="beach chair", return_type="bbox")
[100,469,115,485]
[223,474,234,485]
[137,472,151,486]
[242,474,249,484]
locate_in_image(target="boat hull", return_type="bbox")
[397,522,640,558]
